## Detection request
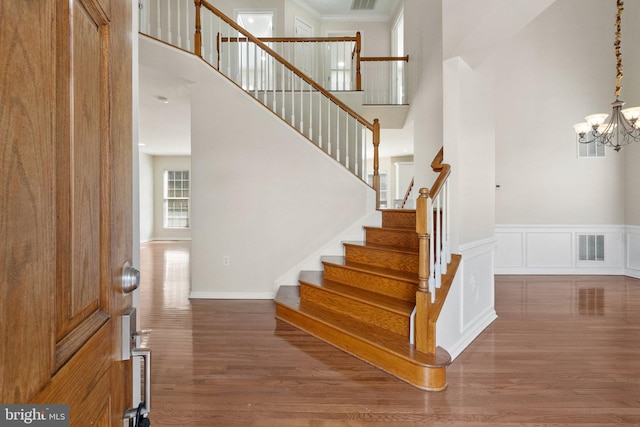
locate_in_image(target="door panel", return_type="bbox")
[55,0,111,369]
[0,0,133,426]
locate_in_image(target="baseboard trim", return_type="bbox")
[189,291,275,300]
[447,307,497,361]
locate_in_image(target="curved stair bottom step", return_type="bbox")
[274,298,451,391]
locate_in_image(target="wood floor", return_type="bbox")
[138,241,640,426]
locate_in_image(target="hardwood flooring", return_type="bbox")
[138,241,640,426]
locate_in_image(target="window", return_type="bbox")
[164,170,190,228]
[367,172,388,208]
[578,140,605,158]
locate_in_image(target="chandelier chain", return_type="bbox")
[614,0,623,98]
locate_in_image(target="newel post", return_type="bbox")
[194,0,202,58]
[373,118,381,209]
[355,31,362,91]
[415,188,435,353]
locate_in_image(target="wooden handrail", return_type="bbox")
[400,177,414,208]
[429,147,450,200]
[361,55,409,62]
[220,36,358,43]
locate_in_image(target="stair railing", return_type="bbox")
[138,0,382,207]
[196,0,380,199]
[361,56,409,105]
[218,34,361,92]
[414,148,451,354]
[399,177,414,208]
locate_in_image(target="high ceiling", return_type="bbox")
[139,0,556,157]
[295,0,401,21]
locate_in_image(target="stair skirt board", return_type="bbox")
[275,289,451,391]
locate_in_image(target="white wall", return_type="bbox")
[623,0,640,227]
[492,0,640,277]
[403,0,443,190]
[284,1,321,36]
[495,0,628,225]
[139,152,154,243]
[139,37,375,299]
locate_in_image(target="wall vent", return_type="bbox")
[578,234,605,261]
[351,0,376,11]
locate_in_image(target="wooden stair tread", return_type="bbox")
[298,271,415,315]
[363,225,417,233]
[275,286,450,368]
[343,240,418,254]
[321,256,418,284]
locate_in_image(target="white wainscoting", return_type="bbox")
[495,225,627,275]
[627,225,640,279]
[437,237,498,360]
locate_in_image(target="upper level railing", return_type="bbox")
[139,1,407,105]
[219,35,360,92]
[414,147,452,354]
[138,0,381,207]
[361,56,409,105]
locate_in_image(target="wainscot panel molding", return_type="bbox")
[627,225,640,279]
[495,225,626,275]
[438,237,497,360]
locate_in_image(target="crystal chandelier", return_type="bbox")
[573,0,640,152]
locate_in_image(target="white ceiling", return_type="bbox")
[295,0,401,21]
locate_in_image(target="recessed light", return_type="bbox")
[156,96,169,104]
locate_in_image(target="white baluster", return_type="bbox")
[299,77,304,133]
[245,37,250,90]
[166,0,172,43]
[309,82,313,140]
[290,69,295,126]
[177,0,182,48]
[327,100,331,156]
[445,180,451,264]
[156,0,161,38]
[428,196,436,302]
[345,114,349,170]
[335,105,340,162]
[435,194,442,289]
[281,62,285,118]
[209,14,214,64]
[354,119,359,176]
[362,129,368,181]
[254,44,258,97]
[318,93,322,149]
[186,1,191,51]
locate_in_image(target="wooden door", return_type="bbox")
[0,1,134,426]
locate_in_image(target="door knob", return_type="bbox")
[122,262,141,294]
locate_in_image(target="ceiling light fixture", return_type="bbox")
[156,96,169,104]
[573,0,640,152]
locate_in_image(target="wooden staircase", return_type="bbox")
[274,209,461,391]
